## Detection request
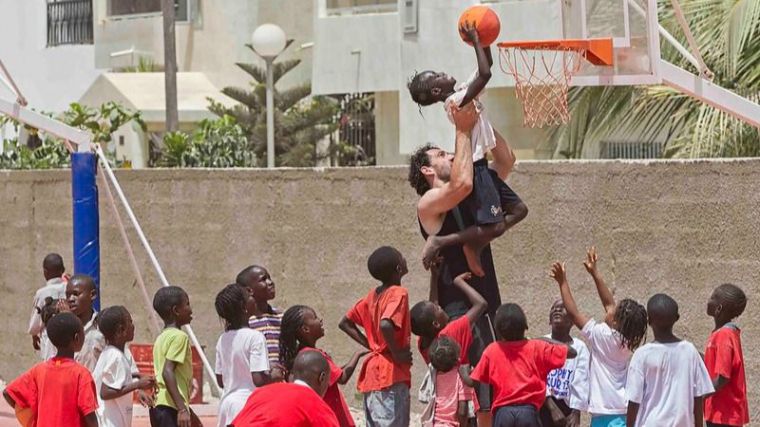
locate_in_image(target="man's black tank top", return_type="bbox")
[420,206,501,318]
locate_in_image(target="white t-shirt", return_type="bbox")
[581,319,632,415]
[215,328,270,427]
[93,346,136,427]
[28,277,66,336]
[544,335,591,411]
[444,70,496,162]
[625,340,714,427]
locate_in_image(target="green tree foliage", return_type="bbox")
[0,102,145,169]
[155,115,255,167]
[208,42,339,167]
[548,0,760,158]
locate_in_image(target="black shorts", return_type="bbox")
[463,159,523,226]
[149,405,178,427]
[494,404,542,427]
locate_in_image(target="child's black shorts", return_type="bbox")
[463,158,523,226]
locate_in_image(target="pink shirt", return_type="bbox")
[433,368,474,426]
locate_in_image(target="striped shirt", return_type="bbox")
[248,307,283,364]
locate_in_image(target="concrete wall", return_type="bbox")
[2,160,760,418]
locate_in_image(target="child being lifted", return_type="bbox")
[408,22,526,277]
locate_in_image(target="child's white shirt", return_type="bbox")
[625,340,714,427]
[444,70,497,162]
[581,319,631,415]
[93,345,136,427]
[215,328,270,427]
[544,335,591,412]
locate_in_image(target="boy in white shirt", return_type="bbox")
[542,299,591,427]
[93,306,155,427]
[625,294,714,427]
[28,253,67,354]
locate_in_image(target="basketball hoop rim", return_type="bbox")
[497,38,614,66]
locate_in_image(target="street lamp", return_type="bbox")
[251,23,286,168]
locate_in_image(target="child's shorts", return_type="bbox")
[463,159,522,226]
[590,414,627,427]
[493,404,542,427]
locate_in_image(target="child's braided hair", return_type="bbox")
[215,284,248,331]
[614,298,648,351]
[279,305,310,372]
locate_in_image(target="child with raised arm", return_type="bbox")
[549,247,648,427]
[280,305,368,427]
[150,286,201,427]
[214,284,271,427]
[470,303,577,427]
[93,306,156,427]
[339,246,413,427]
[625,294,713,427]
[541,300,590,427]
[704,284,749,427]
[4,312,98,427]
[408,22,526,277]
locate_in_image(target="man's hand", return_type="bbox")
[450,102,478,133]
[583,246,599,275]
[177,408,191,427]
[429,255,444,277]
[550,262,568,285]
[56,299,71,312]
[460,21,480,45]
[135,375,155,390]
[136,390,155,408]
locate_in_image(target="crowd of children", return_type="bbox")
[5,246,750,427]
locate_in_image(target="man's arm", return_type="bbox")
[489,128,516,181]
[452,272,487,324]
[550,262,591,329]
[339,316,370,349]
[583,247,616,318]
[417,103,477,225]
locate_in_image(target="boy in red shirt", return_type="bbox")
[471,303,577,427]
[231,350,339,426]
[339,246,413,427]
[4,311,98,427]
[704,283,749,427]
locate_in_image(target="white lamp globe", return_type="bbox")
[251,24,287,58]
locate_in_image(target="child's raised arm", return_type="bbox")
[339,316,370,350]
[583,247,617,317]
[452,272,488,324]
[458,21,493,108]
[550,262,591,329]
[338,349,370,384]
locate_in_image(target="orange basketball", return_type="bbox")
[458,5,501,46]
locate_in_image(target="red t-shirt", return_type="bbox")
[470,340,567,411]
[5,357,98,427]
[301,347,355,427]
[231,382,340,427]
[417,316,473,365]
[704,326,749,426]
[345,286,411,393]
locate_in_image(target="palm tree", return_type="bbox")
[208,42,339,167]
[548,0,760,159]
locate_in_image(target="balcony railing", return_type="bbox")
[47,0,93,47]
[326,0,397,16]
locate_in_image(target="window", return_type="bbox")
[329,93,376,166]
[326,0,397,16]
[603,141,662,159]
[47,0,94,46]
[108,0,192,21]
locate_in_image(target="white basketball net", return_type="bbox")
[499,46,584,128]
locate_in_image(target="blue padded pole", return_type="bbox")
[71,152,100,310]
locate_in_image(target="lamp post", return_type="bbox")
[251,24,286,168]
